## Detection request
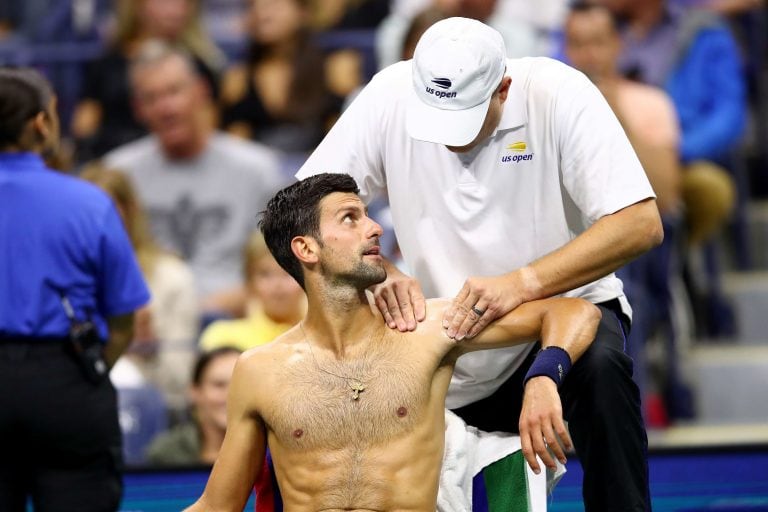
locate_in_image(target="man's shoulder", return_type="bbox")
[103,136,160,170]
[40,170,115,219]
[239,327,301,367]
[511,57,591,96]
[209,132,280,168]
[409,298,454,347]
[620,80,675,111]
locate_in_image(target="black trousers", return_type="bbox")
[0,338,123,512]
[452,302,652,512]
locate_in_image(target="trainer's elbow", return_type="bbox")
[632,200,664,254]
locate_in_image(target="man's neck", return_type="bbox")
[161,126,210,161]
[303,283,382,357]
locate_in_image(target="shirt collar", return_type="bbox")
[495,78,528,134]
[0,152,47,171]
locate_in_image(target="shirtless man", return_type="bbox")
[185,173,601,512]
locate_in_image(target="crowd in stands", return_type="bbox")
[1,0,766,466]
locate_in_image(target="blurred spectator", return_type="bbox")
[145,347,241,466]
[0,67,149,511]
[401,7,450,60]
[601,0,745,337]
[0,2,22,41]
[673,0,766,15]
[564,2,682,216]
[308,0,390,30]
[219,0,346,156]
[81,163,199,413]
[104,41,284,319]
[565,1,691,424]
[200,232,305,351]
[376,0,539,69]
[601,0,743,245]
[72,0,225,162]
[110,356,169,466]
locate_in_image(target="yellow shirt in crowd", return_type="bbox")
[199,309,294,351]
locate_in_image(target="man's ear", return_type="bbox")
[498,76,512,102]
[291,235,320,265]
[32,111,49,140]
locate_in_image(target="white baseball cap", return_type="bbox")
[406,17,507,147]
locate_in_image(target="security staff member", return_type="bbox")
[0,68,150,511]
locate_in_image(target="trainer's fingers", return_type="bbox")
[454,300,489,341]
[375,293,396,329]
[448,291,479,339]
[411,286,427,322]
[383,287,408,332]
[466,304,495,338]
[443,284,469,329]
[394,282,417,331]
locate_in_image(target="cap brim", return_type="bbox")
[406,90,491,147]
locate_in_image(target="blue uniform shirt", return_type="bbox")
[0,152,150,340]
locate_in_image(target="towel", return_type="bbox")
[438,410,566,512]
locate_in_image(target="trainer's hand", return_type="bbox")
[371,265,426,331]
[443,274,523,340]
[519,377,572,475]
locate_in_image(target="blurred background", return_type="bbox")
[1,0,767,509]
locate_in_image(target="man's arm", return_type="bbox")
[447,297,602,474]
[444,197,662,340]
[103,313,134,368]
[185,356,266,512]
[452,297,601,359]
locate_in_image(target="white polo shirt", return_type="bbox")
[297,57,655,408]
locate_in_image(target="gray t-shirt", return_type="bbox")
[106,133,284,298]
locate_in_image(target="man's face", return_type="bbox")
[565,9,621,83]
[249,253,305,323]
[315,192,386,289]
[140,0,192,40]
[132,56,204,152]
[191,352,239,432]
[446,88,504,153]
[247,0,305,45]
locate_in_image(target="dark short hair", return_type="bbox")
[569,0,620,27]
[192,346,242,386]
[259,173,360,289]
[0,68,54,149]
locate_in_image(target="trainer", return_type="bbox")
[0,68,149,511]
[297,17,662,511]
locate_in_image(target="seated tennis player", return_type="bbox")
[185,173,600,512]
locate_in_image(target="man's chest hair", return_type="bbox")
[262,339,441,449]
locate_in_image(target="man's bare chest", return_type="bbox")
[262,345,439,449]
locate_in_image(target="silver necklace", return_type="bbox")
[300,322,383,401]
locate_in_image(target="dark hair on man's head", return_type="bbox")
[0,68,54,149]
[259,173,360,289]
[569,0,620,27]
[192,346,242,386]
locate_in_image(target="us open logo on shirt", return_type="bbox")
[501,142,534,163]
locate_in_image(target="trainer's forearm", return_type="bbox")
[512,198,663,303]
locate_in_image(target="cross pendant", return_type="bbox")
[351,382,365,400]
